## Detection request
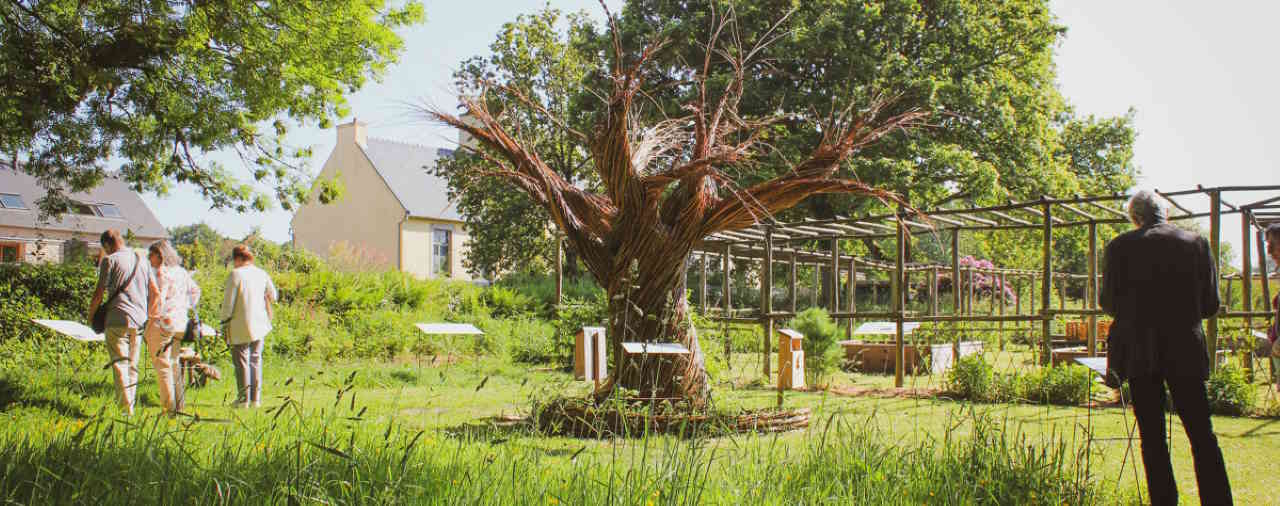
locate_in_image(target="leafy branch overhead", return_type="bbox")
[0,0,424,215]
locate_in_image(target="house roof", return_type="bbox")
[0,164,168,239]
[361,138,461,222]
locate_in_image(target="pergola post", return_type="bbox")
[829,238,840,313]
[1087,221,1098,357]
[1258,229,1273,316]
[951,230,961,316]
[762,228,774,379]
[722,243,732,315]
[998,271,1006,351]
[723,244,733,370]
[1208,190,1221,370]
[930,266,939,316]
[789,254,798,315]
[966,268,975,315]
[894,210,906,388]
[700,251,708,312]
[849,257,859,338]
[1015,277,1023,316]
[1259,228,1274,381]
[554,236,563,305]
[951,229,962,358]
[813,264,820,307]
[1040,200,1054,364]
[1058,273,1066,312]
[845,258,855,336]
[1241,211,1253,374]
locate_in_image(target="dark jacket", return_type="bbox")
[1101,222,1219,381]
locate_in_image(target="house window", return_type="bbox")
[0,193,26,209]
[94,203,122,218]
[0,243,21,263]
[432,229,451,277]
[71,202,96,216]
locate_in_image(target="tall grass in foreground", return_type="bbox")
[0,402,1123,505]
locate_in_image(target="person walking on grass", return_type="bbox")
[219,244,276,408]
[1101,190,1232,505]
[88,229,159,416]
[1265,224,1280,391]
[144,240,201,414]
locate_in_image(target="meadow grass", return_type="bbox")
[2,337,1278,504]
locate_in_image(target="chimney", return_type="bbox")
[337,117,367,148]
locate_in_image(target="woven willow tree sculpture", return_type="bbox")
[430,10,926,408]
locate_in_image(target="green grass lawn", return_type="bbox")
[1,337,1278,504]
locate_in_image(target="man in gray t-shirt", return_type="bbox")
[88,229,158,416]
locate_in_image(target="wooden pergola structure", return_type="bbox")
[555,185,1280,388]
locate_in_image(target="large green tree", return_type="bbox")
[1,0,423,215]
[448,1,1136,288]
[435,1,1137,406]
[435,8,598,278]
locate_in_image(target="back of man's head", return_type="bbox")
[1267,223,1280,241]
[231,244,254,264]
[1126,190,1167,227]
[99,229,123,251]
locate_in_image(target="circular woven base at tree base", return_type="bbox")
[531,398,810,439]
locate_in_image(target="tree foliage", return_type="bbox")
[445,0,1138,278]
[0,0,423,216]
[434,8,598,277]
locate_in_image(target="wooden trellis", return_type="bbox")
[552,186,1280,387]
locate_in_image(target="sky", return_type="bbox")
[142,0,1277,261]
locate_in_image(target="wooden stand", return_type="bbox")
[574,327,607,384]
[777,328,805,390]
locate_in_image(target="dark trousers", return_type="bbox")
[1128,374,1233,505]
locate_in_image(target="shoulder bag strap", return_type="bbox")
[104,252,144,308]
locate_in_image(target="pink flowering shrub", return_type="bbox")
[941,256,1018,303]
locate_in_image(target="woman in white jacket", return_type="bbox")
[145,240,200,414]
[219,244,277,408]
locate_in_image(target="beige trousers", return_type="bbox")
[104,327,141,415]
[144,325,181,412]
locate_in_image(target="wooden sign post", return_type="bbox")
[777,328,805,390]
[574,327,607,387]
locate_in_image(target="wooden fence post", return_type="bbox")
[762,228,774,379]
[1208,190,1221,370]
[1241,211,1254,374]
[1041,200,1054,365]
[894,210,906,388]
[1087,221,1098,357]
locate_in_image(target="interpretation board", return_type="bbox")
[31,319,104,342]
[853,321,921,336]
[414,323,484,335]
[1074,357,1108,378]
[620,342,690,355]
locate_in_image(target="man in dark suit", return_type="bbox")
[1101,190,1232,505]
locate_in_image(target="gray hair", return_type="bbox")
[1267,223,1280,240]
[1126,190,1167,227]
[148,240,182,267]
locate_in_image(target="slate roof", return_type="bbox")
[360,138,461,222]
[0,164,167,239]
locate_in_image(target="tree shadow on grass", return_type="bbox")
[440,416,535,444]
[0,377,91,419]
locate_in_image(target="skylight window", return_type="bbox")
[0,193,27,209]
[94,203,122,218]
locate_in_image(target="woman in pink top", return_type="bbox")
[145,240,201,413]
